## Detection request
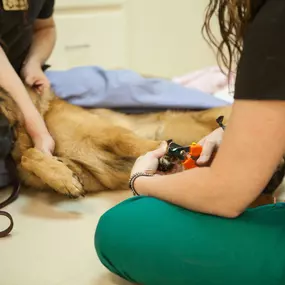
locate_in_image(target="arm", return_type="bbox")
[23,16,56,67]
[132,0,285,218]
[21,0,56,92]
[0,47,53,152]
[134,99,285,218]
[21,16,56,92]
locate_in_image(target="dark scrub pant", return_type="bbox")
[95,196,285,285]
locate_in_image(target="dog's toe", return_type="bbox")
[60,174,85,199]
[21,148,86,198]
[67,175,85,198]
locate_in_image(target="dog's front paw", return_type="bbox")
[63,172,85,198]
[21,148,85,198]
[50,168,84,198]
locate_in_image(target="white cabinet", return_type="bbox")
[49,0,218,78]
[49,0,129,70]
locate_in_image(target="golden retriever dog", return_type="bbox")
[0,86,282,207]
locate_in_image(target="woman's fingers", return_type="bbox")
[197,137,206,146]
[148,141,168,158]
[196,140,217,165]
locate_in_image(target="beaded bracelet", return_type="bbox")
[128,172,153,196]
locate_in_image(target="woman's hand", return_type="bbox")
[20,60,54,153]
[196,127,224,165]
[25,115,55,155]
[130,141,168,176]
[0,47,54,155]
[21,60,50,94]
[33,132,55,155]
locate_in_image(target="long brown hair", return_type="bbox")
[202,0,251,74]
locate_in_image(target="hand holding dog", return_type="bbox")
[130,142,168,176]
[21,60,50,94]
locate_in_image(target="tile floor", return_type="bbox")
[0,187,133,285]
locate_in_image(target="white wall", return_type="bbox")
[49,0,219,78]
[125,0,218,78]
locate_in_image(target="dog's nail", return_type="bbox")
[67,193,74,199]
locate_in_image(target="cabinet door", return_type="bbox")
[49,0,128,70]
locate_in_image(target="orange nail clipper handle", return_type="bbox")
[182,143,203,170]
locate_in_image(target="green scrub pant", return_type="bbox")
[95,196,285,285]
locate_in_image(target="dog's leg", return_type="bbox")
[56,127,161,191]
[56,157,107,193]
[21,148,84,198]
[102,127,161,158]
[17,165,48,190]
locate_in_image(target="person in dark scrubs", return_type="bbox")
[95,1,285,284]
[0,0,55,156]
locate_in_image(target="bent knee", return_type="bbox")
[95,196,148,258]
[95,196,154,277]
[94,196,166,255]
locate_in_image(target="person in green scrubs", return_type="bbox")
[95,1,285,284]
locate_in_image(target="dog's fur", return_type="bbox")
[0,87,283,207]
